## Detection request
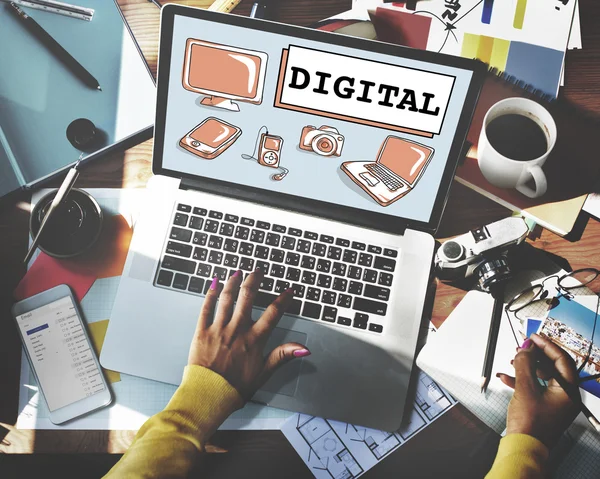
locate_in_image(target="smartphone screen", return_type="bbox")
[15,296,107,412]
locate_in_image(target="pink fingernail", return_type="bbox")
[255,267,263,273]
[520,338,533,349]
[210,277,219,290]
[233,270,242,278]
[293,348,311,358]
[285,288,294,294]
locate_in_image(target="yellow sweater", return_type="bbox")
[104,365,548,478]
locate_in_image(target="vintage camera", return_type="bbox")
[299,125,345,157]
[435,217,529,291]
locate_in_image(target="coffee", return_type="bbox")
[486,114,548,162]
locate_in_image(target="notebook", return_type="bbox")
[0,0,155,201]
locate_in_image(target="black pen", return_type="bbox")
[250,2,268,19]
[8,2,102,91]
[481,283,504,393]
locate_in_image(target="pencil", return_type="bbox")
[553,369,600,433]
[8,2,102,91]
[208,0,242,14]
[481,284,505,393]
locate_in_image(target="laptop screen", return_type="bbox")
[156,9,483,232]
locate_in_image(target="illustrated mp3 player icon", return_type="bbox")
[258,133,284,168]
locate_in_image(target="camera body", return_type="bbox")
[300,125,345,157]
[435,217,529,288]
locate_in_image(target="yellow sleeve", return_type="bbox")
[103,365,243,479]
[485,434,549,479]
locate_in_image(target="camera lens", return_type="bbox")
[441,241,464,262]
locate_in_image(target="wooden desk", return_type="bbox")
[1,1,600,477]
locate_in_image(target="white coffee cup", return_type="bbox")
[477,98,557,199]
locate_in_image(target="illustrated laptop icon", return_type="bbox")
[341,136,435,207]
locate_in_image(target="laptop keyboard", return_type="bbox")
[154,203,399,335]
[365,163,402,191]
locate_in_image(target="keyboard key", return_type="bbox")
[241,217,254,226]
[337,294,352,309]
[213,267,227,281]
[322,291,336,304]
[170,227,192,243]
[374,256,396,272]
[312,243,327,257]
[250,229,265,243]
[327,246,342,260]
[225,214,239,223]
[364,285,390,301]
[301,256,316,270]
[173,213,188,227]
[260,277,274,291]
[235,226,250,240]
[219,223,234,237]
[281,236,296,250]
[257,221,271,230]
[376,272,393,290]
[271,264,285,278]
[368,245,382,254]
[384,248,398,258]
[162,255,196,274]
[291,283,305,298]
[304,231,318,240]
[193,207,207,216]
[166,241,193,258]
[188,276,204,293]
[363,269,378,283]
[255,245,269,259]
[301,271,316,285]
[348,281,363,295]
[306,287,321,302]
[177,204,191,213]
[343,249,357,263]
[204,220,219,233]
[302,302,322,319]
[322,307,337,323]
[320,234,334,244]
[332,278,348,292]
[274,280,291,294]
[358,253,373,267]
[193,232,208,246]
[208,251,223,265]
[239,242,254,256]
[288,299,302,315]
[208,235,223,249]
[157,269,173,286]
[336,238,350,247]
[209,211,223,219]
[353,313,368,330]
[239,257,255,271]
[266,233,280,247]
[286,268,301,282]
[285,252,300,266]
[223,254,239,268]
[332,262,347,276]
[351,241,366,251]
[289,228,302,237]
[197,263,212,277]
[190,216,204,230]
[273,224,286,233]
[270,249,285,263]
[173,273,189,290]
[193,247,208,262]
[338,316,351,326]
[223,239,239,253]
[353,297,387,316]
[297,240,311,254]
[369,324,383,333]
[256,261,270,274]
[348,266,362,280]
[317,259,331,273]
[203,281,211,294]
[317,274,332,289]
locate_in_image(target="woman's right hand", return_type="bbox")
[497,333,580,448]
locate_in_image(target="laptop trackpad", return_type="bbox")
[260,327,308,397]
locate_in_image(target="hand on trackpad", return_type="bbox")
[359,172,379,187]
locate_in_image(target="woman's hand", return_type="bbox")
[188,269,310,399]
[497,333,580,448]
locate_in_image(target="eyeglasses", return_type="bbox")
[505,268,600,383]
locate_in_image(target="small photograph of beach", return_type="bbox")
[539,296,600,398]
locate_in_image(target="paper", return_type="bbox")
[281,370,456,479]
[87,320,121,384]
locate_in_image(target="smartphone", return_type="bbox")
[11,284,112,424]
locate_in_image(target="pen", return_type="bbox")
[24,155,83,265]
[481,283,504,393]
[553,365,600,433]
[8,2,102,91]
[250,2,268,19]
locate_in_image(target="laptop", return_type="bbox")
[101,5,484,430]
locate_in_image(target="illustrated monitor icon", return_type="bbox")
[182,39,268,112]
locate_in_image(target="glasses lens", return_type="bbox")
[508,285,543,312]
[559,269,600,290]
[514,299,554,321]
